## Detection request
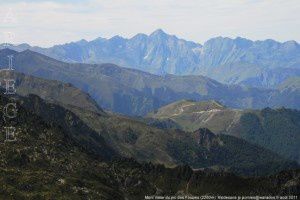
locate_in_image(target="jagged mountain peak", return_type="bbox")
[131,33,147,40]
[149,29,183,42]
[204,36,253,48]
[192,128,222,150]
[282,40,300,51]
[150,28,168,37]
[258,38,279,44]
[109,35,127,41]
[76,39,88,45]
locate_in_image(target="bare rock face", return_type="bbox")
[192,128,223,150]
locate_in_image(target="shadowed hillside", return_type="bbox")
[13,92,299,176]
[148,100,300,164]
[0,70,102,113]
[0,93,299,198]
[1,71,297,176]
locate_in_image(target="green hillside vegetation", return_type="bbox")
[0,93,123,199]
[147,100,238,133]
[232,108,300,163]
[0,94,299,198]
[148,100,300,164]
[52,100,298,177]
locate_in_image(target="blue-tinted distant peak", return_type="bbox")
[150,29,168,38]
[283,40,299,47]
[76,39,88,45]
[131,33,147,40]
[234,37,253,47]
[204,36,253,48]
[204,36,230,46]
[94,37,106,41]
[109,35,126,41]
[234,36,252,42]
[0,48,18,56]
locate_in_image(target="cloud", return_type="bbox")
[0,0,299,47]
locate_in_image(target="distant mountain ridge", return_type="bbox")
[0,70,102,113]
[2,29,300,88]
[1,48,299,116]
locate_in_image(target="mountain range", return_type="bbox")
[0,49,299,116]
[2,29,300,89]
[0,61,299,197]
[0,25,299,198]
[2,71,298,176]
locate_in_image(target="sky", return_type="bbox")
[0,0,299,47]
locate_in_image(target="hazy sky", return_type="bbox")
[0,0,299,47]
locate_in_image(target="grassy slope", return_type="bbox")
[148,100,300,164]
[67,104,298,177]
